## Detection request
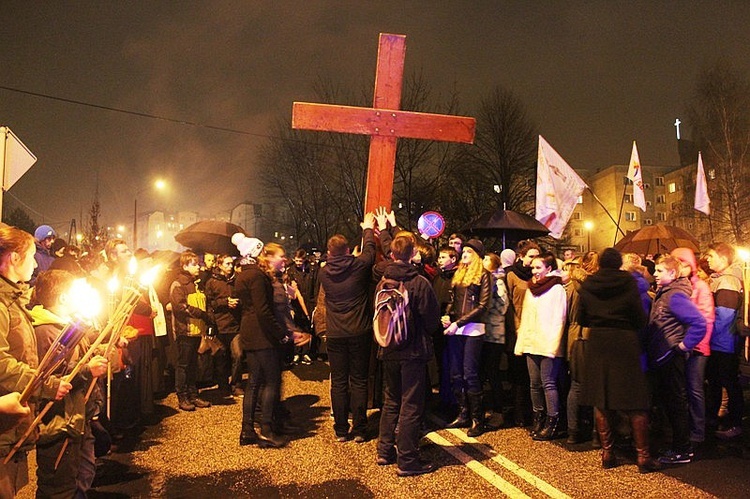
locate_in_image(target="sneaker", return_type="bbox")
[293,354,301,364]
[335,434,349,443]
[353,435,366,443]
[376,455,396,466]
[300,354,313,365]
[715,426,743,440]
[232,386,245,397]
[658,449,692,465]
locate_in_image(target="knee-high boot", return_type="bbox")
[630,410,661,474]
[467,391,485,437]
[447,390,470,428]
[595,408,617,469]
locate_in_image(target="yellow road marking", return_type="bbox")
[425,431,530,498]
[446,428,572,499]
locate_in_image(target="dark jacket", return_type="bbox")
[204,271,240,335]
[170,271,210,337]
[235,263,285,350]
[578,269,646,332]
[319,228,376,338]
[647,277,706,367]
[446,270,492,327]
[286,263,317,309]
[432,266,456,316]
[377,261,440,361]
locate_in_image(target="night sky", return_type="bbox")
[2,2,749,236]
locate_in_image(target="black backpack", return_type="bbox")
[373,278,410,348]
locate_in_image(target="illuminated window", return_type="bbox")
[668,182,677,193]
[577,195,583,204]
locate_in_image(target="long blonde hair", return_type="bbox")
[452,248,484,287]
[258,242,285,280]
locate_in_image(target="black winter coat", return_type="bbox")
[235,263,285,351]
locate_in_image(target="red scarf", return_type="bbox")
[528,275,562,297]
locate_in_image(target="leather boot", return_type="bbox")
[533,415,559,441]
[630,411,661,473]
[239,423,258,446]
[466,391,485,437]
[178,394,195,412]
[529,410,545,437]
[258,424,286,448]
[447,390,470,428]
[594,408,616,468]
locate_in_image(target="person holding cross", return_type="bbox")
[318,212,377,443]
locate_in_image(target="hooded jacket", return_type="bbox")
[377,261,440,361]
[647,277,706,367]
[319,228,376,338]
[579,269,647,332]
[0,276,60,455]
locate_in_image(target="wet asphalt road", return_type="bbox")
[17,360,750,498]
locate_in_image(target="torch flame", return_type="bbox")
[128,257,138,276]
[139,264,162,287]
[736,247,750,263]
[69,279,103,319]
[107,276,119,294]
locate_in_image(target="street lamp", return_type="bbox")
[133,179,167,249]
[583,220,594,253]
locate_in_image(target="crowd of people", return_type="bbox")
[0,210,747,494]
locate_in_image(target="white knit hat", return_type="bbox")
[231,233,263,258]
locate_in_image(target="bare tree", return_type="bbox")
[688,60,750,243]
[440,86,537,230]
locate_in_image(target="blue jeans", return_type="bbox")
[526,355,562,417]
[685,353,707,442]
[447,335,484,394]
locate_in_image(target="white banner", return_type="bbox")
[694,152,711,215]
[535,136,587,239]
[626,141,646,212]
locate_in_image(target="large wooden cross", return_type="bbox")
[292,33,476,213]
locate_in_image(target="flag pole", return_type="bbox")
[586,186,626,241]
[612,185,627,246]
